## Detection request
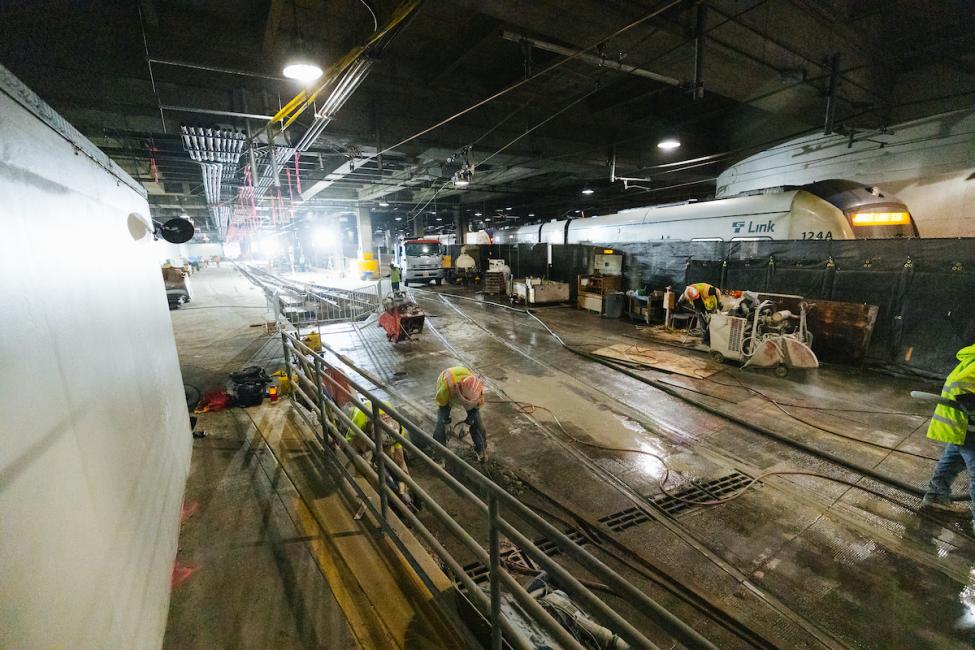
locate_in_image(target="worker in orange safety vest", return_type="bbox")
[433,366,488,462]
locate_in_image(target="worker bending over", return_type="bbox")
[920,343,975,519]
[678,282,721,343]
[341,399,410,477]
[433,366,488,462]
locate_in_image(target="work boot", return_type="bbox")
[920,494,971,518]
[476,449,488,463]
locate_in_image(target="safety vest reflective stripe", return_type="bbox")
[932,414,958,427]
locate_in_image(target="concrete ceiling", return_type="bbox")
[1,0,973,238]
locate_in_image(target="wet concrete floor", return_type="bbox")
[308,280,975,649]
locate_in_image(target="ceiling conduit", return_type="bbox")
[243,0,422,216]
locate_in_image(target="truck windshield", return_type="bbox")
[405,243,440,256]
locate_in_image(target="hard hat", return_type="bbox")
[458,375,484,403]
[685,285,700,300]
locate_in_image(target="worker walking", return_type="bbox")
[920,343,975,518]
[433,366,488,462]
[390,263,401,292]
[678,282,721,344]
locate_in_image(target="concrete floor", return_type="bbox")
[319,281,975,648]
[164,268,467,649]
[169,266,975,649]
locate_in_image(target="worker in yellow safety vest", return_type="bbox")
[342,399,409,475]
[678,282,721,343]
[920,343,975,518]
[433,366,488,462]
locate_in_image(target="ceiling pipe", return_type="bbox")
[500,30,684,88]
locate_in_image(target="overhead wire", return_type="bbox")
[372,0,685,159]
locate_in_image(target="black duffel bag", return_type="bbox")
[230,366,271,407]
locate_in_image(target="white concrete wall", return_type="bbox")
[716,109,975,238]
[0,68,190,648]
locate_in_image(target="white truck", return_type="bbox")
[395,238,445,286]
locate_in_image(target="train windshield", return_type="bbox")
[802,179,918,238]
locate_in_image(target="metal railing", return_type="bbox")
[279,328,718,650]
[238,263,381,329]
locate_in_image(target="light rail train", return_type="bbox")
[488,180,918,245]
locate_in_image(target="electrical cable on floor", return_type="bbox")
[487,399,920,511]
[424,289,969,502]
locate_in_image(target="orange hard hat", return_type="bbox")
[458,375,484,403]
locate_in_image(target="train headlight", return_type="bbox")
[850,211,910,226]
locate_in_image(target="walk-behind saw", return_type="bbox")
[707,292,818,377]
[378,291,425,342]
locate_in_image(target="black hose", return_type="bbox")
[567,345,968,502]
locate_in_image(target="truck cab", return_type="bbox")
[395,239,446,285]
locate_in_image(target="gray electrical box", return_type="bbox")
[591,250,623,276]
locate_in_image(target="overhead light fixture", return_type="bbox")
[282,3,322,83]
[283,61,322,83]
[379,201,389,207]
[395,217,402,221]
[657,138,681,150]
[474,212,482,217]
[505,207,512,211]
[528,213,535,217]
[436,217,443,221]
[581,188,594,195]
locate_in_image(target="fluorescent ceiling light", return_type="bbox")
[379,201,389,207]
[657,138,681,150]
[283,62,323,83]
[395,217,402,221]
[581,188,594,195]
[474,212,482,216]
[528,213,535,217]
[505,207,512,211]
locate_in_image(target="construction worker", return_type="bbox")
[433,366,488,462]
[920,343,975,518]
[678,282,721,344]
[341,399,410,475]
[390,262,401,291]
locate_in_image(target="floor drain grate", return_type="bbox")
[650,471,753,516]
[455,472,752,589]
[599,472,752,532]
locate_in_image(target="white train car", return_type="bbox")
[492,181,917,245]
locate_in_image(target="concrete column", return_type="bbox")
[413,212,424,237]
[356,205,373,256]
[453,208,466,245]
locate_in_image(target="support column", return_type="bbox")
[412,212,424,237]
[356,205,374,257]
[453,208,466,245]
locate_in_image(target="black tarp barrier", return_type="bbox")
[448,239,975,375]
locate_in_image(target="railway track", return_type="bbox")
[405,288,975,648]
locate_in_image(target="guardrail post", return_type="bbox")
[488,492,502,650]
[313,355,328,448]
[372,400,389,531]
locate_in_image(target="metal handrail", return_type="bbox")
[234,262,716,648]
[281,329,718,650]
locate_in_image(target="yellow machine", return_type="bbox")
[357,251,380,280]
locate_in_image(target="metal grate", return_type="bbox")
[651,471,753,516]
[455,472,753,589]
